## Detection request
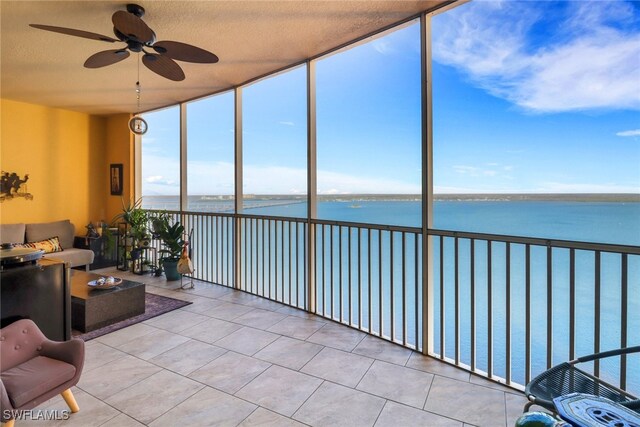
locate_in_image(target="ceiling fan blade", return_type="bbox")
[84,49,130,68]
[153,41,219,63]
[142,53,185,81]
[29,24,118,42]
[112,11,155,44]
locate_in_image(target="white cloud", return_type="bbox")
[432,1,640,112]
[372,40,393,55]
[616,129,640,137]
[144,157,420,195]
[453,165,500,177]
[318,170,420,194]
[146,175,164,183]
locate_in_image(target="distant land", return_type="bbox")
[166,193,640,203]
[432,193,640,202]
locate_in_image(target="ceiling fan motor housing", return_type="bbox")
[126,4,145,18]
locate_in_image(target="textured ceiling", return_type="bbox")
[1,1,450,116]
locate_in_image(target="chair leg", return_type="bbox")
[61,389,79,413]
[2,420,15,427]
[523,401,534,412]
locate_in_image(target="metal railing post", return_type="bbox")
[421,12,434,355]
[234,87,243,289]
[306,60,317,312]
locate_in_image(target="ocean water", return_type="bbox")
[144,196,640,388]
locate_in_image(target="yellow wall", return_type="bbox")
[105,114,135,222]
[0,99,108,230]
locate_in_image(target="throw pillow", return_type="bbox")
[21,236,63,253]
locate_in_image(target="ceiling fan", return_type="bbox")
[29,3,218,81]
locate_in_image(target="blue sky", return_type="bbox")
[142,0,640,196]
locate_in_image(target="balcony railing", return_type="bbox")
[145,209,640,394]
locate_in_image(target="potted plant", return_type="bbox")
[154,214,185,281]
[113,198,150,246]
[113,198,150,271]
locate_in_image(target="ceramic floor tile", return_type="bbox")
[238,408,307,427]
[83,341,127,372]
[105,413,146,426]
[236,365,322,417]
[106,369,203,424]
[275,305,325,320]
[143,308,209,333]
[204,302,255,320]
[374,401,463,427]
[301,347,374,387]
[148,386,256,427]
[189,350,271,394]
[180,317,242,343]
[353,335,413,366]
[306,323,367,351]
[470,374,522,394]
[190,284,235,299]
[217,291,265,305]
[77,354,162,400]
[95,322,158,348]
[424,376,506,427]
[214,326,279,356]
[233,308,288,329]
[405,352,471,382]
[293,381,385,427]
[254,336,323,370]
[116,328,190,360]
[149,339,227,375]
[267,315,326,340]
[16,388,120,427]
[357,360,433,408]
[180,296,227,314]
[241,297,287,312]
[505,392,529,426]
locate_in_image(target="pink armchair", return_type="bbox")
[0,319,84,426]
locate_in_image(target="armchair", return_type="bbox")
[524,346,640,413]
[0,319,84,426]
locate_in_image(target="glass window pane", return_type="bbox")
[140,105,180,210]
[316,21,422,227]
[432,1,640,244]
[186,91,235,212]
[242,66,307,218]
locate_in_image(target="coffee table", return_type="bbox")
[70,270,145,332]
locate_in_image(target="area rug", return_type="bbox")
[73,293,192,341]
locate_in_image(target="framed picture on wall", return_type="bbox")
[110,164,123,196]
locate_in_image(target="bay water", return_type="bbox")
[144,195,640,389]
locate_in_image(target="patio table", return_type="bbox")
[553,393,640,427]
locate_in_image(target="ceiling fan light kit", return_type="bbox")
[30,3,219,134]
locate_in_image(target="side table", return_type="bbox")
[74,235,118,270]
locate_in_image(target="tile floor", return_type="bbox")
[18,267,528,427]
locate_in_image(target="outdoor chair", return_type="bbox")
[1,319,85,426]
[524,345,640,413]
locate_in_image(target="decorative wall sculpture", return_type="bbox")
[0,171,32,202]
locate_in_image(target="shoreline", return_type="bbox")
[147,193,640,203]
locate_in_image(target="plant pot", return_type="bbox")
[130,248,142,260]
[163,259,181,281]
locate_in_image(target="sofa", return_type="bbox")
[0,220,94,269]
